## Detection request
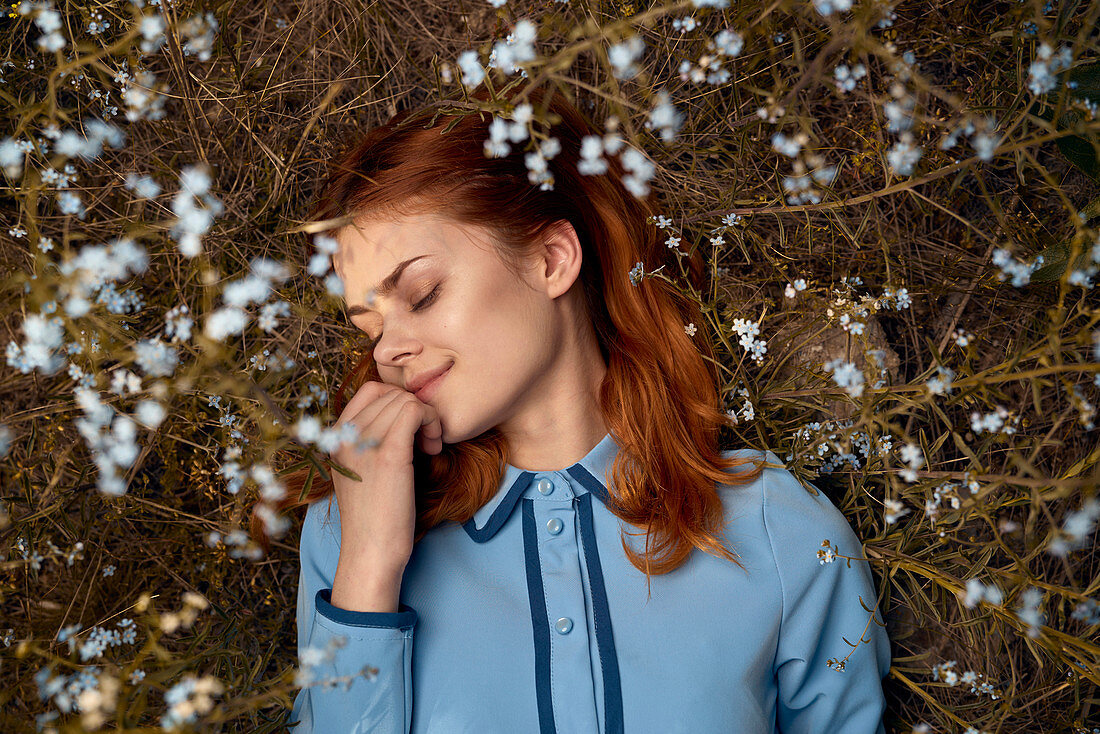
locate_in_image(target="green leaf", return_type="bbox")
[1054,109,1100,180]
[1029,195,1100,283]
[1029,62,1100,182]
[1056,62,1100,181]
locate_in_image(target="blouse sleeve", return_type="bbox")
[762,456,892,734]
[287,496,418,733]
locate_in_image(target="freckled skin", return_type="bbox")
[333,210,608,470]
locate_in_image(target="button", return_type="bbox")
[555,617,573,634]
[537,478,554,495]
[546,518,563,535]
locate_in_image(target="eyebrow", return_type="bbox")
[345,254,433,317]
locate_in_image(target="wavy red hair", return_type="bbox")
[252,82,765,595]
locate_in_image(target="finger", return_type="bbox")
[337,388,407,456]
[417,409,443,455]
[379,398,431,464]
[346,385,406,431]
[336,380,400,428]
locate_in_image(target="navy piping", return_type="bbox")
[315,588,417,629]
[576,490,625,734]
[521,498,557,733]
[463,470,535,543]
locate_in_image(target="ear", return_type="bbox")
[539,220,583,300]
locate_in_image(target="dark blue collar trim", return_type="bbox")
[462,470,535,543]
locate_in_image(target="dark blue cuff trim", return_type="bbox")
[316,588,418,629]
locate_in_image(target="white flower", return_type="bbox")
[887,133,922,176]
[646,89,683,144]
[608,35,645,80]
[620,145,655,198]
[578,135,608,176]
[900,442,924,468]
[135,400,166,429]
[813,0,853,15]
[204,306,250,341]
[884,498,911,524]
[771,132,802,158]
[962,578,1003,609]
[713,28,743,57]
[824,359,864,398]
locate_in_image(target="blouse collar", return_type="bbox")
[463,430,620,543]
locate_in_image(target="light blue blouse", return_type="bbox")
[288,431,891,733]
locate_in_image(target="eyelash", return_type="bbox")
[412,284,441,312]
[365,284,441,344]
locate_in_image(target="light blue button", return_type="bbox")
[537,478,554,495]
[555,617,573,634]
[546,518,563,535]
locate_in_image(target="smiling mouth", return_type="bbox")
[414,364,452,401]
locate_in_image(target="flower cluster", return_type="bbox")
[813,0,852,16]
[991,247,1045,287]
[824,359,864,398]
[170,164,224,258]
[1071,598,1100,626]
[578,116,624,176]
[931,660,1000,700]
[627,260,665,286]
[20,0,66,53]
[6,312,67,375]
[725,385,755,424]
[969,406,1020,436]
[833,62,867,94]
[1066,233,1100,290]
[923,478,980,533]
[1048,498,1100,557]
[645,89,684,145]
[1027,41,1073,96]
[121,69,170,122]
[608,34,645,80]
[677,27,745,86]
[789,418,893,474]
[482,102,564,190]
[884,497,910,524]
[926,364,955,396]
[784,278,808,298]
[1068,383,1096,430]
[204,256,291,341]
[1015,587,1045,638]
[295,635,351,687]
[730,318,767,364]
[898,442,924,482]
[772,131,838,205]
[883,74,923,177]
[12,536,85,571]
[178,12,220,62]
[161,674,224,730]
[34,665,120,730]
[205,525,265,560]
[961,577,1004,609]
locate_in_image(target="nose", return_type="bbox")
[374,327,423,364]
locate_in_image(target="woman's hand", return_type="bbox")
[328,380,443,572]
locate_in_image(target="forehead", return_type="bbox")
[333,212,444,277]
[332,211,499,283]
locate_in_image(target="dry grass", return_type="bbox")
[2,0,1099,731]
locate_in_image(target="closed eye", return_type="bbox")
[361,283,441,345]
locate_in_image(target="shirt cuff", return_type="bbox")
[315,588,418,629]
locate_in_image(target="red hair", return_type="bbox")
[253,82,765,594]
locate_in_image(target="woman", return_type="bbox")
[269,83,891,733]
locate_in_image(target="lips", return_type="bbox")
[408,362,453,397]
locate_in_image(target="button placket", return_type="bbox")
[530,473,600,732]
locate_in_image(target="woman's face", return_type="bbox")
[332,210,563,446]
